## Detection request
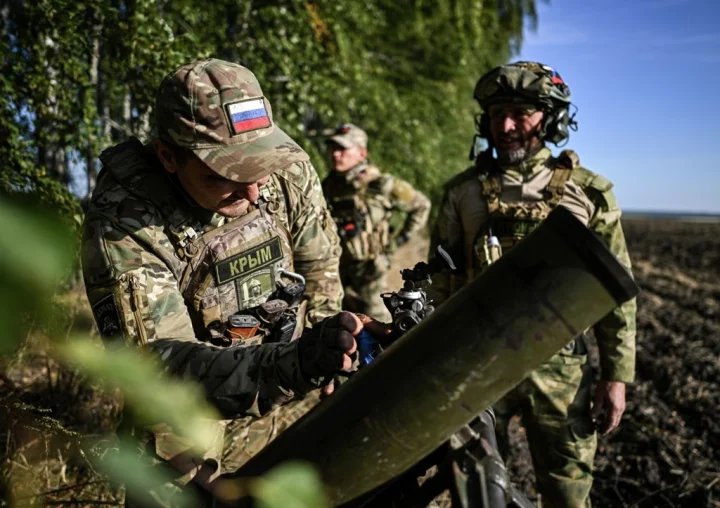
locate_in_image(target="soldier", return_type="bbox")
[322,123,431,320]
[81,58,362,505]
[429,61,637,507]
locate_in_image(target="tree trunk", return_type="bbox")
[0,4,9,40]
[41,35,68,184]
[138,106,152,141]
[123,91,131,129]
[86,29,101,197]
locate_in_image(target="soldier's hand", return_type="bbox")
[591,380,626,435]
[298,312,360,381]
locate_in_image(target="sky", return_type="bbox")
[516,0,720,214]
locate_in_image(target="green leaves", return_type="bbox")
[59,340,222,454]
[0,198,75,354]
[2,0,539,209]
[251,462,330,508]
[0,200,73,296]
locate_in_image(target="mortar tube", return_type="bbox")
[227,206,639,506]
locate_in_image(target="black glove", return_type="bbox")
[297,312,359,384]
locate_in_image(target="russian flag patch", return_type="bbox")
[226,98,271,135]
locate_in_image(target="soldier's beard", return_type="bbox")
[497,147,528,165]
[495,135,542,165]
[217,198,250,217]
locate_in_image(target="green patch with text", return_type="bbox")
[215,237,282,285]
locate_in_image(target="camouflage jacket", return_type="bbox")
[429,147,637,383]
[322,162,431,261]
[82,139,343,417]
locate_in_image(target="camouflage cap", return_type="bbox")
[474,61,572,111]
[327,124,368,149]
[155,58,309,183]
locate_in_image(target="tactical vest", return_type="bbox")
[473,150,578,271]
[325,165,392,262]
[99,138,305,347]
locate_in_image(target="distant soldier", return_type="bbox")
[430,62,637,507]
[81,58,363,505]
[323,124,431,320]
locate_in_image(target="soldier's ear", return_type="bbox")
[152,139,179,174]
[359,146,368,159]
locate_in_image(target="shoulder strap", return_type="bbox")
[546,169,573,207]
[259,175,288,220]
[474,150,505,213]
[479,175,503,214]
[556,149,580,170]
[545,149,580,207]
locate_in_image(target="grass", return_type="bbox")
[0,286,125,506]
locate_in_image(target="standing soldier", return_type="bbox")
[429,61,637,507]
[81,58,360,505]
[323,124,431,320]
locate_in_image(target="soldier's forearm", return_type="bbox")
[593,298,637,383]
[148,339,314,418]
[400,211,429,238]
[399,219,421,239]
[294,258,344,324]
[410,199,431,229]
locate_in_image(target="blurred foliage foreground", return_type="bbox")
[0,201,328,506]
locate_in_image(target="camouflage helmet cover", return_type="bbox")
[474,61,572,111]
[155,58,309,183]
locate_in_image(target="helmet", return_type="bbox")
[473,61,576,146]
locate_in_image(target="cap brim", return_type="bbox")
[193,126,309,183]
[328,135,355,149]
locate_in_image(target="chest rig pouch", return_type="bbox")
[176,194,308,347]
[328,172,392,262]
[473,156,574,273]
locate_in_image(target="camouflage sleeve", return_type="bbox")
[385,175,431,239]
[281,161,343,325]
[426,188,465,306]
[82,216,319,418]
[586,185,637,384]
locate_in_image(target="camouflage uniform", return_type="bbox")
[323,124,431,320]
[81,59,343,504]
[429,62,636,508]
